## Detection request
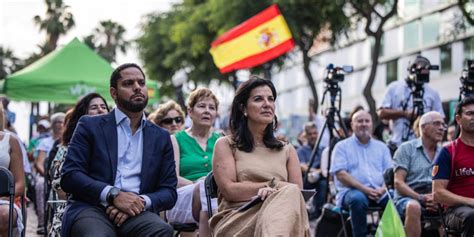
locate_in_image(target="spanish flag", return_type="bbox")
[210,4,295,73]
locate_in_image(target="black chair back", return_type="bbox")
[0,166,15,237]
[204,171,218,217]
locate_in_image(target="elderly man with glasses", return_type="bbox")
[393,111,445,237]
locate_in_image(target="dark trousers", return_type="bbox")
[70,206,173,237]
[445,205,474,237]
[342,189,388,237]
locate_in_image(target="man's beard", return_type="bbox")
[116,95,148,113]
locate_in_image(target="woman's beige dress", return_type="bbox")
[209,142,310,237]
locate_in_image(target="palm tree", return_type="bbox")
[0,46,22,79]
[84,20,129,63]
[33,0,75,54]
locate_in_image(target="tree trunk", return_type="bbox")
[175,84,186,112]
[364,32,382,124]
[263,62,272,80]
[302,51,319,114]
[230,72,239,91]
[47,34,59,54]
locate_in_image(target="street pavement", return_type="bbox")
[25,204,42,237]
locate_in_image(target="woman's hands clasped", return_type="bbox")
[257,186,277,201]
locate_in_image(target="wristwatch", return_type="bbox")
[106,187,120,206]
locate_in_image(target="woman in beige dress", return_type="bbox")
[210,76,310,236]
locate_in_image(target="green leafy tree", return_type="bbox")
[459,0,474,26]
[84,20,129,63]
[138,1,231,106]
[0,46,22,79]
[347,0,398,122]
[33,0,75,54]
[207,0,350,113]
[138,10,183,104]
[139,0,350,110]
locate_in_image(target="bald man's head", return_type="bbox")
[351,110,373,142]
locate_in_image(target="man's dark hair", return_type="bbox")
[455,96,474,116]
[62,93,109,145]
[110,63,146,88]
[229,75,284,152]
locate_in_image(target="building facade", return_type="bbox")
[272,0,474,138]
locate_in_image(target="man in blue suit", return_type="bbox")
[61,63,177,237]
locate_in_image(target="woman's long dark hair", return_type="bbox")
[229,76,284,152]
[61,93,109,145]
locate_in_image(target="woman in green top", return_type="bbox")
[168,88,220,237]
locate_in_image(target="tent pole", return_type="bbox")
[29,103,35,140]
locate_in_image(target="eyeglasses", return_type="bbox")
[429,121,447,128]
[161,117,183,125]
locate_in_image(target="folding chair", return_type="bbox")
[204,171,218,218]
[20,195,26,237]
[170,222,198,237]
[0,166,15,237]
[339,204,384,237]
[162,203,198,236]
[163,184,199,236]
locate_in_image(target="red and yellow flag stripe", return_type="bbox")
[210,4,295,73]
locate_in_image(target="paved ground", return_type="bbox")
[25,204,42,237]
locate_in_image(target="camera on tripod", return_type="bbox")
[324,64,353,84]
[406,55,439,85]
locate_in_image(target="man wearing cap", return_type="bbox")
[378,55,444,148]
[393,111,445,237]
[61,63,176,236]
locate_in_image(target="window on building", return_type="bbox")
[440,44,452,74]
[404,21,420,50]
[422,13,439,46]
[386,60,398,85]
[402,0,421,18]
[464,37,474,65]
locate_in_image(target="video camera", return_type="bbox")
[461,59,474,87]
[324,64,353,84]
[459,59,474,99]
[406,55,439,85]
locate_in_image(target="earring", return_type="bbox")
[244,112,248,117]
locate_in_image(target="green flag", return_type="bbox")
[375,199,406,237]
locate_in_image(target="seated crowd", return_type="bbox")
[1,62,473,237]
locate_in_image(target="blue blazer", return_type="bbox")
[60,111,177,236]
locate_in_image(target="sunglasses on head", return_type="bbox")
[161,117,183,125]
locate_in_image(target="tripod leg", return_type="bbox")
[304,120,328,184]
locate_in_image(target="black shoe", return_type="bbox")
[37,227,46,235]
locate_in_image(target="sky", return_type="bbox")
[0,0,177,142]
[0,0,177,63]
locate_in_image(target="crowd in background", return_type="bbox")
[0,59,472,237]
